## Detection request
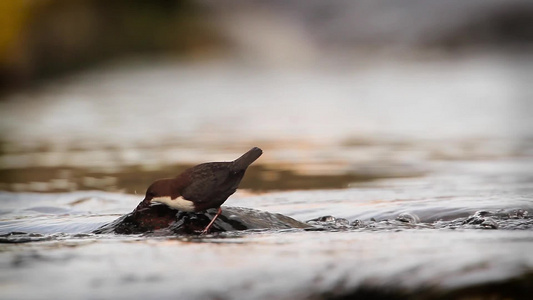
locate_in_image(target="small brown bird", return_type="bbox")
[137,147,262,234]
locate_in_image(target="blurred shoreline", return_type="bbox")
[1,0,532,93]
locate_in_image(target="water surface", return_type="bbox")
[1,157,532,299]
[1,54,532,299]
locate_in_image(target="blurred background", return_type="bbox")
[1,0,532,194]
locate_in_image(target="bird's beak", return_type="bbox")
[135,198,151,212]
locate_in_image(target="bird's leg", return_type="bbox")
[201,207,222,235]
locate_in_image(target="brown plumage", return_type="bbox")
[136,147,262,234]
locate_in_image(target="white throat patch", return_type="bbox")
[151,196,195,212]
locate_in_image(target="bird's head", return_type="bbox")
[136,179,176,210]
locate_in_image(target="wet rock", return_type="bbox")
[91,205,531,235]
[351,219,365,228]
[93,204,310,235]
[480,218,499,229]
[310,215,336,223]
[306,216,351,230]
[462,210,499,229]
[0,232,53,244]
[335,218,351,227]
[509,209,528,219]
[463,210,491,225]
[396,212,420,224]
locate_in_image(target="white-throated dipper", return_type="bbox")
[136,147,262,234]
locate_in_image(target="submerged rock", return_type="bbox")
[93,204,310,235]
[396,212,420,224]
[462,210,499,229]
[306,215,352,230]
[92,204,533,235]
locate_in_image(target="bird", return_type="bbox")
[136,147,262,234]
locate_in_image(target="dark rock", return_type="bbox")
[93,204,310,235]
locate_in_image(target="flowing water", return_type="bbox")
[1,54,533,299]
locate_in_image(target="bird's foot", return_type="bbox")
[199,207,223,235]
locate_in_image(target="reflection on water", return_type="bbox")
[1,155,532,298]
[1,54,532,194]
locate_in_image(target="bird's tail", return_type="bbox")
[232,147,263,171]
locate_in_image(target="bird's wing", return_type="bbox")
[180,163,233,203]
